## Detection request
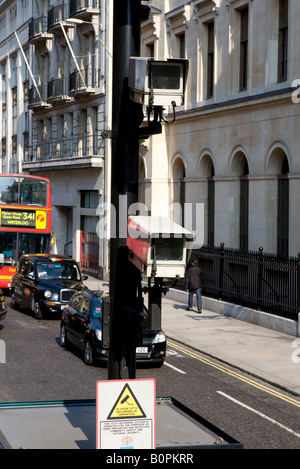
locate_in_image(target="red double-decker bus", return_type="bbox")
[0,174,51,290]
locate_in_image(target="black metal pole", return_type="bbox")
[108,0,146,380]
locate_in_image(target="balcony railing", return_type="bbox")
[70,0,100,17]
[29,16,50,41]
[29,66,101,107]
[28,85,50,109]
[47,77,71,102]
[48,3,70,31]
[69,67,101,94]
[27,134,103,162]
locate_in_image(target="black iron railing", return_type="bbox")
[29,16,48,39]
[179,244,300,320]
[48,77,69,100]
[28,85,48,106]
[48,3,70,30]
[69,67,101,92]
[70,0,100,16]
[26,134,103,162]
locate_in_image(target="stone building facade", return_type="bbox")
[140,0,300,257]
[0,0,299,283]
[0,0,113,278]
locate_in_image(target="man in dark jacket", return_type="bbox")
[185,260,203,313]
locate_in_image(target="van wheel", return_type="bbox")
[32,299,43,319]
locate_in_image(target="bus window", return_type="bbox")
[0,176,48,206]
[20,178,47,206]
[0,176,18,204]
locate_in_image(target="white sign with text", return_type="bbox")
[96,378,156,449]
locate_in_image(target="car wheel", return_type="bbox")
[32,298,43,319]
[60,323,68,348]
[84,340,94,366]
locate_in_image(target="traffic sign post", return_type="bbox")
[96,379,156,449]
[108,0,150,381]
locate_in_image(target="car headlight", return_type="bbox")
[95,329,102,341]
[44,290,59,301]
[153,331,166,344]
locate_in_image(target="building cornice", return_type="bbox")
[172,87,295,123]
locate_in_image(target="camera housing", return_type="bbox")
[127,215,194,278]
[129,57,189,107]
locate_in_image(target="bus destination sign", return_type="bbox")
[0,209,47,229]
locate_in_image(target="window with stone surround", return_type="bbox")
[207,21,214,99]
[278,0,288,82]
[277,157,289,256]
[239,6,248,91]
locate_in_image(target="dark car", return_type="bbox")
[11,254,88,319]
[60,290,166,366]
[0,289,7,321]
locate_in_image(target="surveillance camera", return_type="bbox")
[129,57,189,107]
[127,215,194,278]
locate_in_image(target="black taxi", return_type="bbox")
[60,290,166,367]
[11,254,88,319]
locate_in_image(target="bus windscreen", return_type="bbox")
[0,176,48,206]
[0,232,50,265]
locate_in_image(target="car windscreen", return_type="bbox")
[36,261,81,281]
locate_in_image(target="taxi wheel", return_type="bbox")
[84,340,94,366]
[32,299,43,319]
[60,323,68,348]
[11,293,20,310]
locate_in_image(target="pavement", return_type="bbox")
[84,276,300,397]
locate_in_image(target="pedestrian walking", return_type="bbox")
[185,260,203,313]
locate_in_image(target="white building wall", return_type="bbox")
[140,0,300,256]
[0,0,111,279]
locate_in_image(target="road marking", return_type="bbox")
[168,340,300,408]
[217,391,300,438]
[166,349,184,358]
[164,362,186,374]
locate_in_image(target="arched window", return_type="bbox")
[240,159,249,251]
[199,153,215,246]
[230,150,249,250]
[138,157,146,207]
[277,156,289,256]
[207,164,215,246]
[171,157,185,225]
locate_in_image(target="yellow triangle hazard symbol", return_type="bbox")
[107,383,146,419]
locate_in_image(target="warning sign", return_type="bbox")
[107,383,146,419]
[96,379,156,449]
